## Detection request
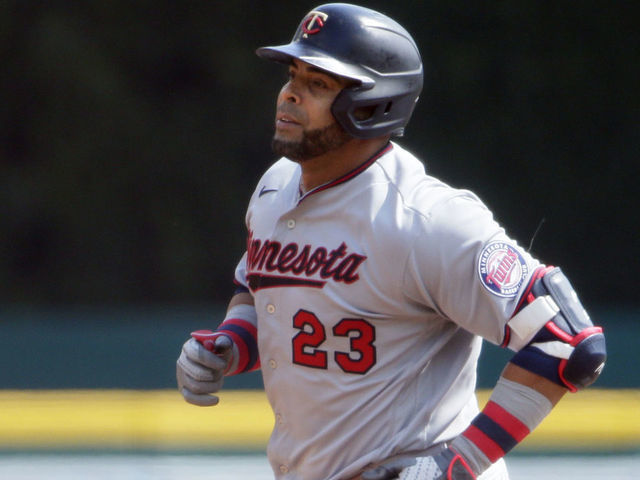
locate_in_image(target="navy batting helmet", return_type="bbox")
[256,3,423,139]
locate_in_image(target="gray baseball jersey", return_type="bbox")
[233,142,539,479]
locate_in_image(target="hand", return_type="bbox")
[176,335,233,406]
[361,448,476,480]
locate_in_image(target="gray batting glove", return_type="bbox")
[361,457,415,480]
[176,335,233,406]
[362,448,476,480]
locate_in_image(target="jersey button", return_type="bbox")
[266,304,276,314]
[287,219,296,229]
[279,465,289,474]
[269,359,277,369]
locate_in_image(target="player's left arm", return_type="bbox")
[447,266,606,478]
[364,266,607,480]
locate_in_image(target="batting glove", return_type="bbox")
[362,448,476,480]
[176,335,233,406]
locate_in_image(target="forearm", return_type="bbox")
[227,291,254,310]
[501,362,566,405]
[451,268,606,477]
[451,363,567,475]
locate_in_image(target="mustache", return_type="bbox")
[277,103,307,122]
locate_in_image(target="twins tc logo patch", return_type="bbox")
[478,241,528,297]
[301,11,328,37]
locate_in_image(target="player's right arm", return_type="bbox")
[176,291,259,406]
[176,160,279,407]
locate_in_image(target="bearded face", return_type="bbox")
[271,121,352,162]
[271,59,355,162]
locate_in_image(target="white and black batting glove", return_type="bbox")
[362,448,476,480]
[176,335,233,406]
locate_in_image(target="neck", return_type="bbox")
[298,137,390,193]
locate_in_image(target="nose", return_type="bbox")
[279,81,301,104]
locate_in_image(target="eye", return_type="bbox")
[310,77,328,89]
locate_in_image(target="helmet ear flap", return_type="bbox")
[332,86,419,139]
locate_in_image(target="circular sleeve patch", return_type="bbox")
[477,241,529,297]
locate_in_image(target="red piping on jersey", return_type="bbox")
[299,142,393,202]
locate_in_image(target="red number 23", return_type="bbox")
[292,310,376,374]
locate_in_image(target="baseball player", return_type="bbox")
[176,4,606,480]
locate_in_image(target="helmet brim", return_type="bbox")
[256,43,375,88]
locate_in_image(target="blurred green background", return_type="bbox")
[0,0,637,390]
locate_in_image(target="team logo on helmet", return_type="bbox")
[478,241,529,297]
[301,11,328,37]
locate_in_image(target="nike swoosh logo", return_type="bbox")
[259,186,278,197]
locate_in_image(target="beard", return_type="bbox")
[271,121,352,162]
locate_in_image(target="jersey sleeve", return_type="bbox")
[403,192,542,345]
[233,251,250,293]
[232,168,264,295]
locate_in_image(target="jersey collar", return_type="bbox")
[298,142,393,202]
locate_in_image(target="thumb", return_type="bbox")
[191,330,232,355]
[213,335,233,362]
[213,335,233,354]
